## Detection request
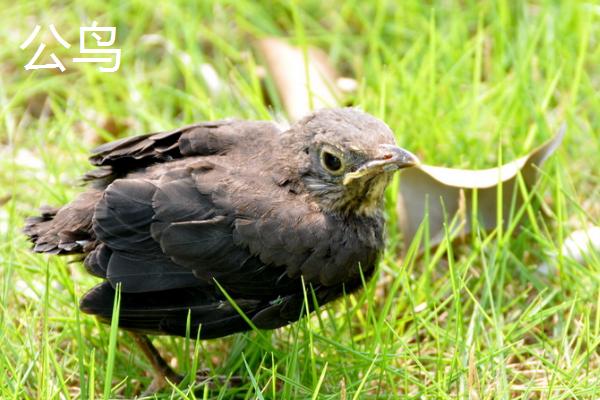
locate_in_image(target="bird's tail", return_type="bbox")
[24,190,102,255]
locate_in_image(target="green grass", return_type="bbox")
[1,0,599,398]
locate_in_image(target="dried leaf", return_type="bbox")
[256,38,341,121]
[397,127,565,251]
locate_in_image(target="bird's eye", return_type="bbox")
[320,150,344,174]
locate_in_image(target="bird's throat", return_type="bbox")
[340,175,389,217]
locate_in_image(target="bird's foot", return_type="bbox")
[132,333,183,397]
[139,367,183,397]
[131,333,242,396]
[192,368,243,388]
[137,369,243,397]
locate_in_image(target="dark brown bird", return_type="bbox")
[24,107,417,392]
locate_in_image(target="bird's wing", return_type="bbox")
[89,167,310,294]
[86,119,281,180]
[86,119,287,295]
[77,120,314,336]
[26,119,281,254]
[83,164,325,337]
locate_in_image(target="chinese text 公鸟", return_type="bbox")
[20,21,121,73]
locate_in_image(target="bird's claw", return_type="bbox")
[191,369,243,389]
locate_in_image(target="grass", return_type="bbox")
[1,0,599,398]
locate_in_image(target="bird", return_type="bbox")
[24,107,418,393]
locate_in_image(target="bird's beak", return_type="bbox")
[343,144,419,185]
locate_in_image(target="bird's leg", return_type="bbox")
[131,333,243,395]
[131,333,182,395]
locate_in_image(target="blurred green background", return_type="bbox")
[0,1,598,399]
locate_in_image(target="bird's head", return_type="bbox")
[280,108,418,216]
